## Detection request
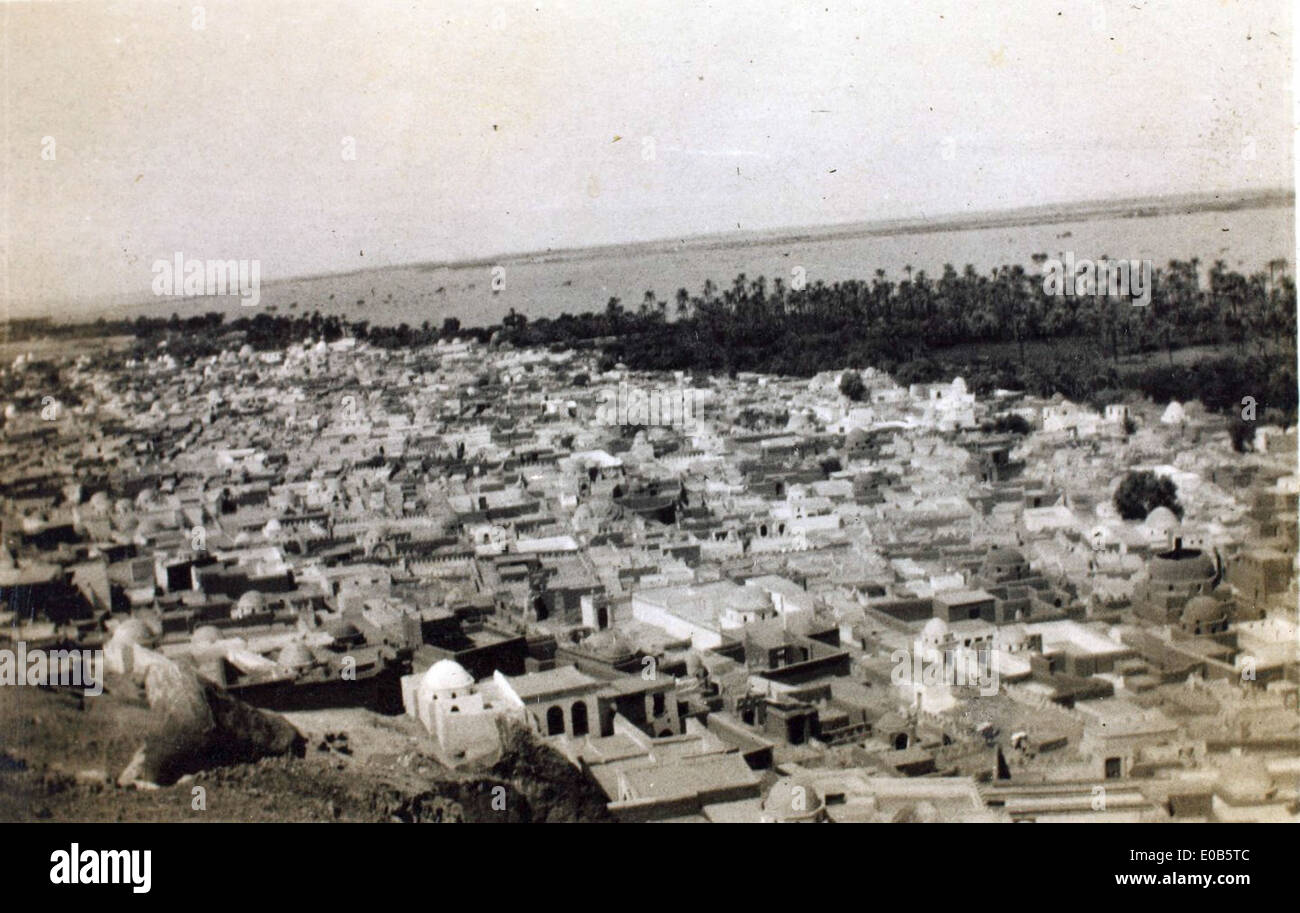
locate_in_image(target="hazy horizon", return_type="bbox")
[11,185,1291,316]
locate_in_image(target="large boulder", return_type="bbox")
[118,656,304,787]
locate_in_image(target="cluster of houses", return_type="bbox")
[1,332,1297,822]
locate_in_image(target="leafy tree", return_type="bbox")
[1114,471,1184,521]
[839,370,866,402]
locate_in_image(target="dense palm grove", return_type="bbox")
[515,258,1298,423]
[7,257,1297,424]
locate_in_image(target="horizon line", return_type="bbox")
[13,183,1295,314]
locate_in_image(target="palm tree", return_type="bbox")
[675,288,690,320]
[605,297,623,334]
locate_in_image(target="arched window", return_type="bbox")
[546,706,565,735]
[571,701,589,736]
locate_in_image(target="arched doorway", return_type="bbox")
[546,706,565,735]
[571,701,589,736]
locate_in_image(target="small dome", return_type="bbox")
[998,623,1029,647]
[191,625,222,645]
[109,617,159,647]
[421,659,474,693]
[1183,596,1227,625]
[762,777,824,821]
[236,591,266,613]
[896,800,940,823]
[921,617,949,642]
[1143,506,1180,531]
[277,642,315,668]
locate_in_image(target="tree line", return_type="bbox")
[8,257,1295,424]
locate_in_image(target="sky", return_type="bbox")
[3,0,1293,313]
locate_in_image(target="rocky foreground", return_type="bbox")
[0,678,611,823]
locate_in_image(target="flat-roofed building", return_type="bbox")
[933,588,997,623]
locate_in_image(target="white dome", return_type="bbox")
[421,659,474,694]
[921,617,949,642]
[191,625,222,645]
[1144,506,1180,531]
[236,590,266,613]
[109,617,159,647]
[277,642,316,668]
[998,623,1029,648]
